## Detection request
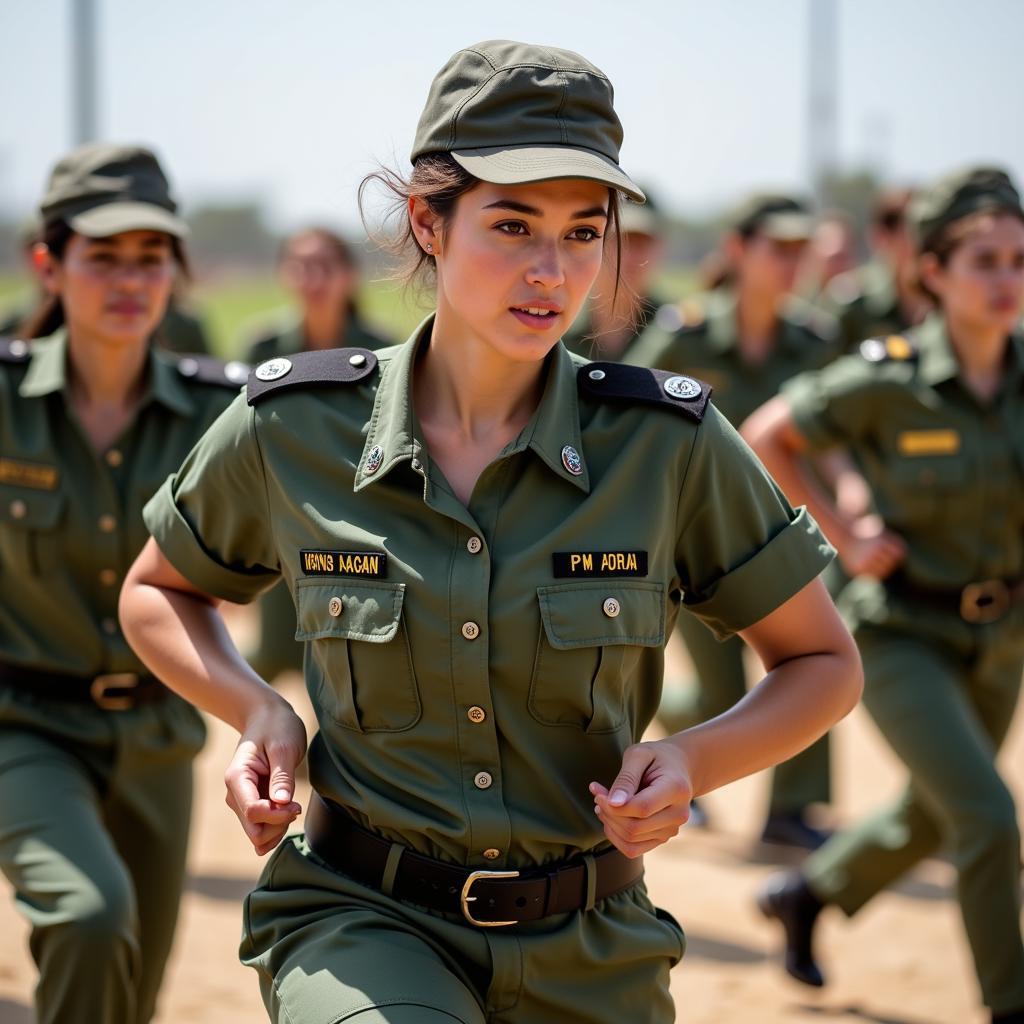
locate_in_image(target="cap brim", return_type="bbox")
[68,201,189,239]
[618,202,661,237]
[759,212,814,241]
[451,145,646,203]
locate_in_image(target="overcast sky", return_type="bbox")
[2,0,1022,232]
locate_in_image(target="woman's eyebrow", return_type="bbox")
[482,199,609,219]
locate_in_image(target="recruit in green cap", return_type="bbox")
[412,40,645,203]
[910,165,1024,251]
[39,142,188,239]
[729,193,815,240]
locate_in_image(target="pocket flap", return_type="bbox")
[295,579,406,643]
[537,581,664,650]
[0,487,66,529]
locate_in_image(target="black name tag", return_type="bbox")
[300,550,387,578]
[552,551,648,578]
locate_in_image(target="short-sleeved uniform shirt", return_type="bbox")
[244,312,392,367]
[0,331,245,677]
[626,289,841,428]
[785,315,1024,639]
[145,317,832,869]
[821,262,919,354]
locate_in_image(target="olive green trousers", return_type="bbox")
[241,836,684,1023]
[0,689,203,1024]
[804,625,1024,1014]
[656,611,831,814]
[248,580,304,681]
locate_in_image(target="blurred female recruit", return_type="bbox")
[120,41,861,1024]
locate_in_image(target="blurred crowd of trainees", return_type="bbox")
[0,136,1022,1024]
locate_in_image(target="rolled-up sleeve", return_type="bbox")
[143,392,280,603]
[676,405,834,639]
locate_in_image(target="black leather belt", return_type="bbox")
[0,663,166,711]
[887,574,1024,625]
[305,794,644,927]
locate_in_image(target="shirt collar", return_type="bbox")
[355,315,589,494]
[915,314,964,386]
[19,328,195,416]
[706,290,739,353]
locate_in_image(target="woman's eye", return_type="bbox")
[496,221,528,236]
[569,227,601,242]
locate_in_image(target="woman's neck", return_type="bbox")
[946,312,1010,404]
[735,290,780,364]
[302,303,348,350]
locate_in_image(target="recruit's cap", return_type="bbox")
[412,40,644,203]
[728,193,814,240]
[39,143,188,238]
[910,166,1023,250]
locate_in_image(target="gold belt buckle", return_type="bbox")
[960,580,1011,624]
[460,869,521,927]
[89,673,139,711]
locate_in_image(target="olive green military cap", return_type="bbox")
[39,142,187,238]
[412,39,645,203]
[911,165,1023,250]
[728,193,814,240]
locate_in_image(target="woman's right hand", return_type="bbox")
[838,514,907,580]
[224,697,308,856]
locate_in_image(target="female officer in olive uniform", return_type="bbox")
[747,167,1024,1024]
[0,143,245,1024]
[243,227,393,683]
[627,196,842,848]
[120,41,861,1024]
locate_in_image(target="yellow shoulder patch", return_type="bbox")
[885,335,913,360]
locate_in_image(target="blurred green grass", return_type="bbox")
[1,266,698,359]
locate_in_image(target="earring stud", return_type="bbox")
[425,243,433,253]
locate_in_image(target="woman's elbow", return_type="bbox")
[830,626,864,719]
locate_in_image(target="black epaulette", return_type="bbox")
[859,334,918,364]
[176,354,251,388]
[0,337,31,363]
[578,362,711,422]
[246,347,378,406]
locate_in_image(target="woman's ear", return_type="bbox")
[917,252,943,301]
[408,197,442,257]
[33,243,62,297]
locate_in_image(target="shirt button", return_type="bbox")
[474,771,493,790]
[467,706,487,724]
[466,536,482,555]
[483,848,501,860]
[105,449,123,468]
[328,597,343,617]
[9,499,27,519]
[410,458,422,471]
[101,617,118,635]
[99,568,118,586]
[461,621,480,641]
[602,597,621,618]
[98,514,117,533]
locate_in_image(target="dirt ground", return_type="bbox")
[1,624,1021,1024]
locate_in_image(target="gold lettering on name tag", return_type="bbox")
[299,550,386,578]
[897,430,960,456]
[0,459,59,490]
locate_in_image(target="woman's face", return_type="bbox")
[425,178,610,364]
[280,234,356,311]
[42,229,175,344]
[923,213,1024,332]
[730,232,807,305]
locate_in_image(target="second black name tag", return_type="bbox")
[552,551,648,578]
[300,550,387,578]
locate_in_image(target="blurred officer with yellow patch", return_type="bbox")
[628,193,842,848]
[562,189,668,362]
[242,226,393,683]
[0,143,245,1024]
[121,40,860,1024]
[748,167,1024,1024]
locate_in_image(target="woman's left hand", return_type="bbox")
[589,740,695,858]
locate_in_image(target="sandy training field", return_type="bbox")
[1,639,1021,1024]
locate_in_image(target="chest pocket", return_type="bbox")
[529,581,665,734]
[295,579,420,733]
[880,456,969,526]
[0,488,67,577]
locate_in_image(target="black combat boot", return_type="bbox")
[757,871,825,987]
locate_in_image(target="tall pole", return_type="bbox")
[71,0,98,145]
[807,0,839,206]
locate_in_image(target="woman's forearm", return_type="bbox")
[120,577,283,733]
[669,646,861,799]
